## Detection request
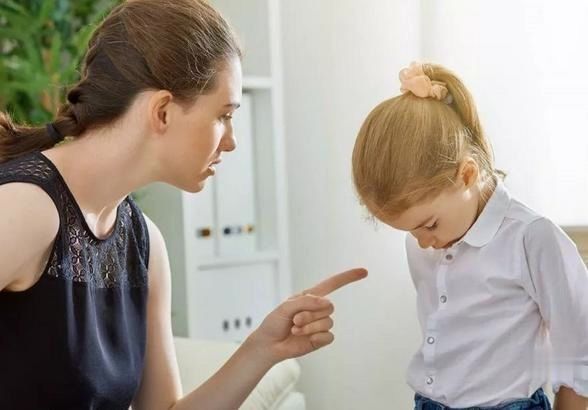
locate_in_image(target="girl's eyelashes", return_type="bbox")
[425,221,438,231]
[221,113,233,121]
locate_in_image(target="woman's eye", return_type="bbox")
[221,113,233,121]
[425,222,438,231]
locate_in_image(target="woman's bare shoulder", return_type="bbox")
[0,182,60,291]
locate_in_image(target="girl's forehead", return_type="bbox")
[387,190,458,229]
[390,206,433,231]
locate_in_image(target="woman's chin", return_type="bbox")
[187,178,207,193]
[170,168,215,193]
[171,174,208,193]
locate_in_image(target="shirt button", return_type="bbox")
[427,337,435,344]
[445,254,453,261]
[426,376,434,385]
[440,295,447,303]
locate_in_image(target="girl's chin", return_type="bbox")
[431,240,456,250]
[443,238,460,249]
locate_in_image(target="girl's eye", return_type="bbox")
[221,113,233,121]
[425,222,438,231]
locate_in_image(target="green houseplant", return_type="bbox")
[0,0,119,124]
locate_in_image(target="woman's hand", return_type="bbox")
[246,268,368,366]
[165,267,367,410]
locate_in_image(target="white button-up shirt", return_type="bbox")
[405,181,588,407]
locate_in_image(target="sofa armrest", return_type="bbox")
[173,337,301,410]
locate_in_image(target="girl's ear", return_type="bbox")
[457,157,479,189]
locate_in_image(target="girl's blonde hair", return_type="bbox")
[352,63,499,217]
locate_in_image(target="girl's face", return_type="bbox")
[153,57,243,192]
[376,163,483,249]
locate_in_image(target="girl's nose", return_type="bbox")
[413,232,434,249]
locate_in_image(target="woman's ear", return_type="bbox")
[148,90,174,135]
[457,157,479,189]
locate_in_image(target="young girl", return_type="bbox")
[0,1,367,408]
[352,62,588,410]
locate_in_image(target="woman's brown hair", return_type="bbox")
[0,0,241,163]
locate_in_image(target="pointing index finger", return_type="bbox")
[303,268,368,297]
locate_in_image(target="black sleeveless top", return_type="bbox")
[0,152,150,409]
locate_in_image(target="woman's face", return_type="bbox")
[156,57,243,192]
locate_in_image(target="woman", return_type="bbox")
[0,0,367,408]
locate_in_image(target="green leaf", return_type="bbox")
[48,32,62,74]
[36,0,55,23]
[0,0,28,16]
[0,0,120,123]
[0,27,29,42]
[0,8,32,32]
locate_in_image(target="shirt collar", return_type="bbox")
[460,180,511,248]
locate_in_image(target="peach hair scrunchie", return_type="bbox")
[399,62,452,103]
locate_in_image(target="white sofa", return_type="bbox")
[174,337,306,410]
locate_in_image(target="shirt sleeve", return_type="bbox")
[522,217,588,397]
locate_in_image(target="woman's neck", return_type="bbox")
[42,128,156,237]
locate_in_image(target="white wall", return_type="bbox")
[281,1,422,409]
[422,0,588,226]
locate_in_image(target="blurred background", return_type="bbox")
[2,1,588,409]
[0,0,116,123]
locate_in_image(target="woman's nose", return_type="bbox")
[221,130,237,152]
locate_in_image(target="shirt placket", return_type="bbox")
[423,247,456,395]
